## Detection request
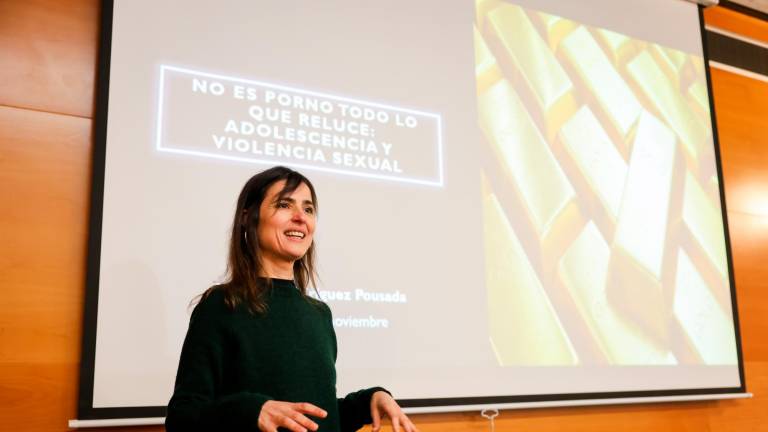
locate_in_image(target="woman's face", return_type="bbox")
[256,180,316,269]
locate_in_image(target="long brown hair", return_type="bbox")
[201,166,319,314]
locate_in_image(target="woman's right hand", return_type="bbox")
[258,400,328,432]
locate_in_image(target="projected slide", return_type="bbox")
[85,0,742,414]
[475,2,736,366]
[157,66,443,185]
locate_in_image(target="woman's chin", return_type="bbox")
[284,250,308,262]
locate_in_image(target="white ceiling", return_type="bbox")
[727,0,768,15]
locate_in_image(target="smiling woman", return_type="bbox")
[209,166,320,315]
[164,166,417,432]
[256,178,317,278]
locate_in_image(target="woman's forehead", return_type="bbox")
[267,180,314,201]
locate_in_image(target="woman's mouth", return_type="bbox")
[284,230,306,239]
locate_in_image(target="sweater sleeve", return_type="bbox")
[337,387,391,432]
[165,296,272,432]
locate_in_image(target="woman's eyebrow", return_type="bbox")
[274,196,314,206]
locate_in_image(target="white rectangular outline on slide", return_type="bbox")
[156,65,445,187]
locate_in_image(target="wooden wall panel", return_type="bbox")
[0,363,78,432]
[0,1,767,431]
[0,105,90,432]
[0,0,98,117]
[705,5,768,44]
[711,67,768,217]
[726,210,768,362]
[0,105,91,364]
[705,360,768,430]
[711,66,768,363]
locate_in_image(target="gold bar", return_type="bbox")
[594,28,641,67]
[673,249,738,364]
[687,79,711,125]
[649,45,691,88]
[627,50,713,180]
[681,171,730,310]
[474,26,503,94]
[487,4,577,140]
[684,172,727,276]
[475,0,503,31]
[707,174,721,205]
[607,111,684,344]
[560,26,642,149]
[557,105,627,240]
[531,10,577,50]
[558,221,676,364]
[479,80,582,275]
[484,187,578,366]
[689,54,707,80]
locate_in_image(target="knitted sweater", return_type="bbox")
[166,279,383,432]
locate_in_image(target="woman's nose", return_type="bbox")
[291,208,307,222]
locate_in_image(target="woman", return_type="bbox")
[166,166,416,432]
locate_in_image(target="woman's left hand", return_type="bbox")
[370,391,417,432]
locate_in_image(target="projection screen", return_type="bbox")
[77,0,747,423]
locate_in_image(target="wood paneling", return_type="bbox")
[711,67,768,363]
[0,0,99,117]
[0,362,78,432]
[712,67,768,218]
[0,1,767,431]
[726,210,768,361]
[706,360,768,431]
[0,105,91,364]
[705,5,768,44]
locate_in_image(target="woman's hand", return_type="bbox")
[258,400,327,432]
[370,391,417,432]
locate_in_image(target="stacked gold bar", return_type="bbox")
[687,80,711,125]
[484,184,578,365]
[475,0,503,31]
[681,172,730,310]
[559,26,642,157]
[607,112,683,344]
[627,51,713,181]
[706,174,721,204]
[557,106,627,241]
[558,222,676,364]
[594,28,641,67]
[486,4,578,141]
[474,26,503,93]
[649,45,693,90]
[474,0,734,367]
[673,249,738,364]
[478,80,582,276]
[531,11,577,51]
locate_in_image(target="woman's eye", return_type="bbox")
[276,201,290,209]
[304,207,315,215]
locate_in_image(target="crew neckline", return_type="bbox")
[265,277,299,296]
[270,277,295,286]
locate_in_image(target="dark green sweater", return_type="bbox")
[166,279,383,432]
